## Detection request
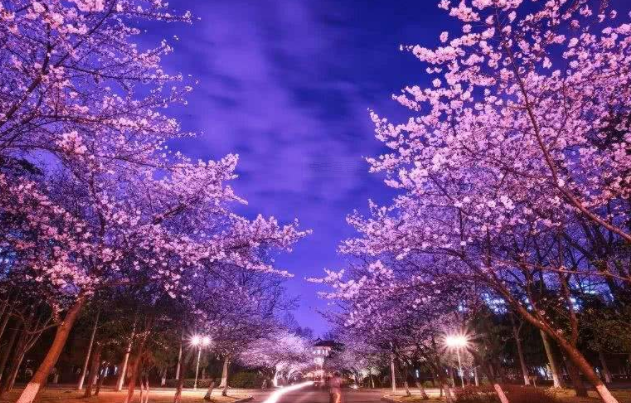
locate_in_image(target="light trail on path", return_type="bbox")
[261,381,314,403]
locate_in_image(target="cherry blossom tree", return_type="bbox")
[335,1,631,402]
[0,1,308,402]
[239,329,312,386]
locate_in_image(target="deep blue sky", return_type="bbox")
[148,0,455,335]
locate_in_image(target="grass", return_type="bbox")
[551,388,631,403]
[384,388,631,403]
[0,387,251,403]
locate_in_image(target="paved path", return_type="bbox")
[251,387,384,403]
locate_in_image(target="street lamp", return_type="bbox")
[445,335,468,388]
[191,335,211,390]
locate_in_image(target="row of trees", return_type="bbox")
[316,1,631,403]
[0,1,310,402]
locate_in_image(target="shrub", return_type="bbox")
[503,385,561,403]
[455,385,561,403]
[229,371,264,388]
[455,385,499,403]
[164,378,220,388]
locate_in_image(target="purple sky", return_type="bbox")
[145,1,455,334]
[146,0,631,335]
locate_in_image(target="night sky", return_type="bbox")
[144,0,464,335]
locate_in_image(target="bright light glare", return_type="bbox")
[202,336,211,346]
[445,335,468,348]
[262,381,313,403]
[191,335,201,346]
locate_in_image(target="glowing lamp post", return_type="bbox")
[191,335,211,390]
[445,335,468,388]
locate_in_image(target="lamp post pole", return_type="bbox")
[194,346,202,390]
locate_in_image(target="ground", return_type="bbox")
[0,388,255,403]
[383,387,631,403]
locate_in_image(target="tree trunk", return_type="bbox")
[563,352,588,397]
[124,330,149,403]
[175,340,183,381]
[173,367,185,403]
[95,361,106,396]
[415,380,429,400]
[15,296,86,403]
[0,321,20,382]
[0,340,26,395]
[0,303,11,342]
[78,309,100,390]
[116,324,136,392]
[403,379,412,397]
[512,320,530,386]
[549,331,619,403]
[540,330,564,388]
[84,343,102,398]
[599,351,613,384]
[220,356,230,388]
[203,380,216,401]
[390,354,396,393]
[161,367,167,386]
[221,357,230,397]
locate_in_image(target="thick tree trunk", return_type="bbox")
[415,380,429,400]
[403,379,412,397]
[550,332,619,403]
[599,351,613,384]
[203,380,216,401]
[124,331,149,403]
[78,309,100,390]
[84,343,102,398]
[0,321,19,382]
[468,348,508,403]
[540,330,564,388]
[15,296,86,403]
[512,320,530,386]
[221,357,230,396]
[563,352,588,397]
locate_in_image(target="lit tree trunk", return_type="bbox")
[390,354,397,393]
[468,349,508,403]
[173,330,185,403]
[161,367,167,386]
[540,330,564,388]
[175,340,183,381]
[599,351,613,384]
[78,309,100,390]
[84,343,102,398]
[15,296,86,403]
[415,380,429,400]
[369,368,375,389]
[511,316,530,386]
[0,320,20,382]
[473,367,479,387]
[221,357,230,396]
[116,321,137,392]
[203,380,216,401]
